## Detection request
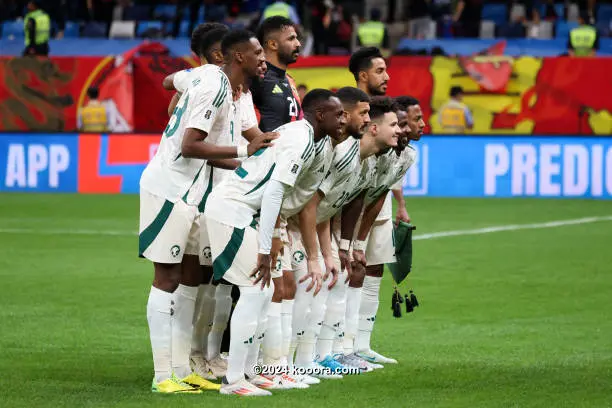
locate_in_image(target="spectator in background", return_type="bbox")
[452,0,482,38]
[260,0,300,24]
[568,12,599,57]
[224,3,246,29]
[438,86,473,133]
[23,1,50,57]
[310,0,332,55]
[78,87,110,132]
[357,8,389,54]
[297,83,308,100]
[327,2,353,54]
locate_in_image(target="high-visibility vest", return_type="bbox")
[570,25,597,56]
[358,21,385,47]
[80,103,108,132]
[262,2,291,19]
[24,9,50,46]
[439,100,468,132]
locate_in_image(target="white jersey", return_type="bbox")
[281,135,333,218]
[365,145,417,208]
[205,120,317,229]
[140,64,232,203]
[316,138,377,224]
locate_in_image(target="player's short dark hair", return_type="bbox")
[297,84,307,90]
[369,96,397,121]
[348,47,384,81]
[394,95,419,111]
[191,23,227,57]
[257,16,295,47]
[87,87,99,100]
[450,86,464,98]
[301,89,336,113]
[221,29,256,57]
[336,87,370,108]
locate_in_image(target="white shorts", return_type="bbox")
[205,216,261,287]
[330,214,396,266]
[364,218,396,266]
[139,189,199,264]
[199,215,213,266]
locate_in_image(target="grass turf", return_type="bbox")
[0,194,611,407]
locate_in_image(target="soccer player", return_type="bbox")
[139,29,272,394]
[250,15,303,374]
[203,89,345,396]
[342,97,425,365]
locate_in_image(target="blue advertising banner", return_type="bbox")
[402,137,612,198]
[0,134,78,192]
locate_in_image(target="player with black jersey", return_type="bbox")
[251,16,302,132]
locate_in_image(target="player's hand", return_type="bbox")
[353,249,367,267]
[251,253,272,290]
[299,258,323,296]
[270,237,283,269]
[339,249,352,283]
[323,255,339,290]
[247,132,279,156]
[395,206,411,226]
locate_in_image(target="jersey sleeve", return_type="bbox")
[271,133,309,187]
[240,92,258,132]
[391,178,403,191]
[185,74,227,134]
[173,69,192,93]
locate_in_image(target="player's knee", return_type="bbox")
[283,271,296,299]
[366,264,384,278]
[153,262,182,292]
[272,279,284,302]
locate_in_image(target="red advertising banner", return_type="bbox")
[1,55,611,135]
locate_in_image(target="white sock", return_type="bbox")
[147,286,173,383]
[292,267,312,367]
[245,285,272,377]
[263,301,282,366]
[226,285,268,384]
[171,284,197,379]
[318,285,344,359]
[190,284,215,358]
[330,279,347,355]
[344,286,362,355]
[356,276,381,352]
[207,283,232,361]
[307,281,330,359]
[281,299,294,361]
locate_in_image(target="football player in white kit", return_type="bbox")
[341,96,425,365]
[139,29,272,394]
[203,89,345,396]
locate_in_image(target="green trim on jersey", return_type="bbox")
[213,76,229,108]
[198,168,215,213]
[212,227,245,280]
[164,94,189,138]
[301,138,314,161]
[245,164,276,195]
[235,167,248,178]
[252,147,267,157]
[138,199,174,257]
[181,163,205,203]
[174,152,182,161]
[315,137,327,155]
[336,142,359,172]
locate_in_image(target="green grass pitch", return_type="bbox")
[1,194,611,407]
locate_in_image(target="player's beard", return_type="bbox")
[368,82,387,96]
[348,122,365,139]
[279,47,299,65]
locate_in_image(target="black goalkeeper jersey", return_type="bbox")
[250,62,303,132]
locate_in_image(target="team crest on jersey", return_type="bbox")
[202,246,211,260]
[290,160,300,175]
[275,259,282,272]
[205,110,212,119]
[293,250,305,264]
[170,245,181,258]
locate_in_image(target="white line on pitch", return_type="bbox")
[412,215,612,240]
[0,215,611,240]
